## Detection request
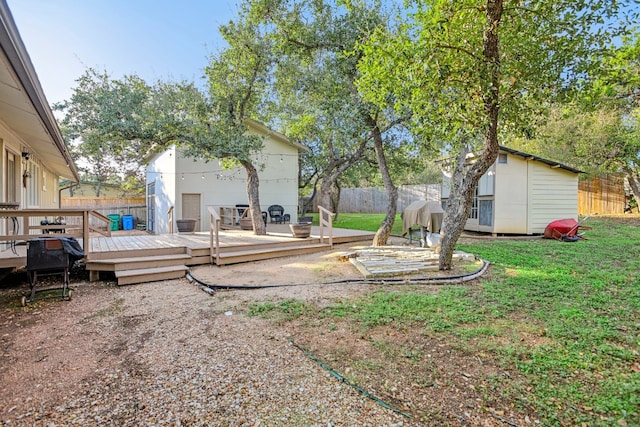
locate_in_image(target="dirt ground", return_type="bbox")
[2,216,635,426]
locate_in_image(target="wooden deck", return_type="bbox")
[1,224,375,285]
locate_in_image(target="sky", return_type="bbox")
[8,0,240,105]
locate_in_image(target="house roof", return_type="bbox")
[0,1,79,181]
[499,145,583,174]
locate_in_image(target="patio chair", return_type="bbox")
[268,205,286,223]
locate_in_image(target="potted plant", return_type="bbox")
[289,222,312,238]
[176,219,197,233]
[239,217,253,230]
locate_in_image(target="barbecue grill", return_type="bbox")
[22,237,84,306]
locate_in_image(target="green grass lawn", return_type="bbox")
[253,215,640,425]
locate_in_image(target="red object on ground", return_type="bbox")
[543,218,591,241]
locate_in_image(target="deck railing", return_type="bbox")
[168,206,174,234]
[208,206,221,265]
[318,205,335,246]
[0,209,111,260]
[218,206,249,229]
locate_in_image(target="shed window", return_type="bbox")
[469,187,479,219]
[479,200,493,226]
[498,153,508,164]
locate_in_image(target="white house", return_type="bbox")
[441,146,582,235]
[146,119,307,234]
[0,1,79,217]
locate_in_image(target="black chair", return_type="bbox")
[268,205,285,223]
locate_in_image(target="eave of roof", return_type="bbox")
[0,1,79,182]
[246,118,309,152]
[499,145,584,174]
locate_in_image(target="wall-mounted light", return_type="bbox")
[21,151,31,161]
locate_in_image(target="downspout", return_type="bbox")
[58,183,77,208]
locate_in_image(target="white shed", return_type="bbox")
[441,146,583,235]
[146,119,307,234]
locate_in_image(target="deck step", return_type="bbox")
[86,254,192,272]
[115,265,189,286]
[215,243,331,265]
[216,238,323,253]
[88,246,188,260]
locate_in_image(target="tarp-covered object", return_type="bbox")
[402,200,444,236]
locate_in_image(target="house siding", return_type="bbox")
[527,164,578,234]
[147,147,177,234]
[490,154,529,234]
[0,121,59,209]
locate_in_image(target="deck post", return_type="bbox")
[83,210,90,258]
[317,206,335,247]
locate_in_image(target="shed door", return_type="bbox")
[182,193,201,231]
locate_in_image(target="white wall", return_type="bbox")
[150,132,301,233]
[492,154,529,233]
[527,163,578,234]
[146,146,177,234]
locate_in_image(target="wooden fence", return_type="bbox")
[338,184,441,213]
[338,177,626,216]
[61,197,147,225]
[578,175,625,215]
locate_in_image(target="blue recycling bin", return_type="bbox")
[122,215,134,231]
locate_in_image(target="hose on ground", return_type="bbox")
[289,339,412,419]
[185,259,490,292]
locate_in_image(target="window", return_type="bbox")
[498,153,508,164]
[479,200,494,226]
[469,187,479,219]
[478,165,495,196]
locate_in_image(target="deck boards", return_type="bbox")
[0,225,375,271]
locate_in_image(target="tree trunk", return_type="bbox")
[622,166,640,213]
[241,160,266,235]
[439,147,476,269]
[368,117,397,246]
[438,0,503,270]
[316,139,369,215]
[317,178,335,213]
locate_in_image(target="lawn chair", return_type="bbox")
[268,205,290,223]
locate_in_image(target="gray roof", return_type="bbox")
[499,145,583,174]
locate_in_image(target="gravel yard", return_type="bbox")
[1,244,416,426]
